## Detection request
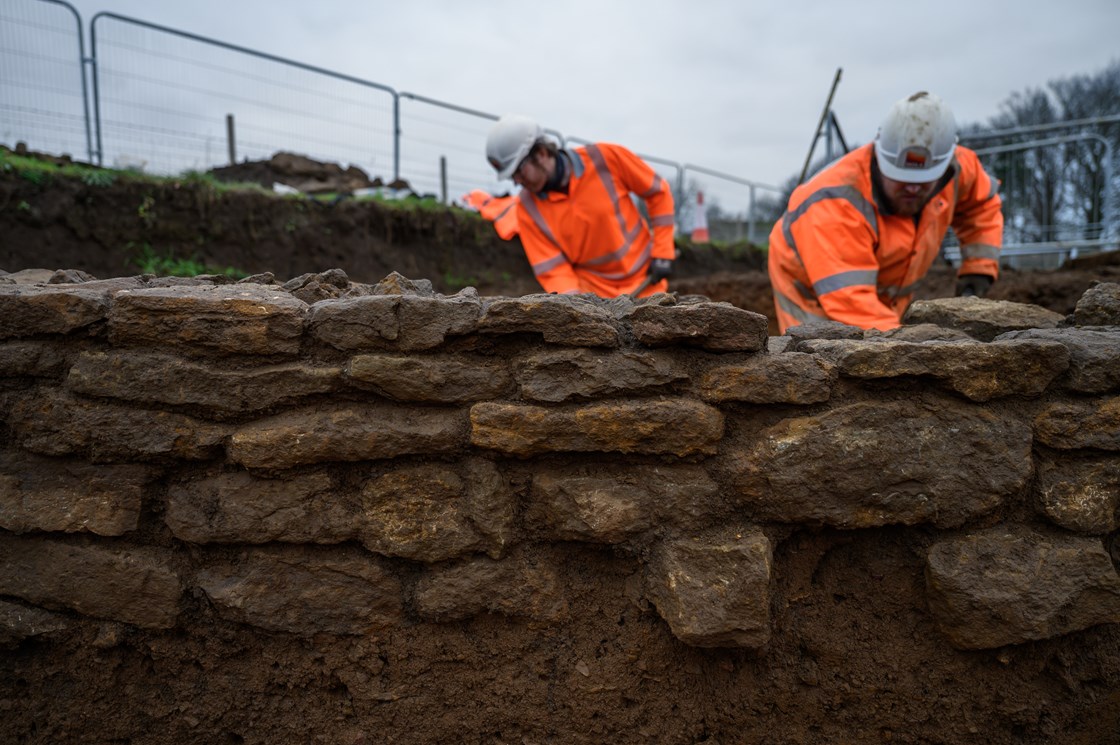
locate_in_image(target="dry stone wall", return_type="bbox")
[1,271,1120,653]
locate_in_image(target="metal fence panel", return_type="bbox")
[89,13,397,179]
[0,0,91,162]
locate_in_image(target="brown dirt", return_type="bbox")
[2,164,1120,744]
[6,530,1119,745]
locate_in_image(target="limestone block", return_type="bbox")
[108,284,307,356]
[7,389,228,462]
[414,550,566,622]
[1034,456,1120,534]
[470,398,724,457]
[516,348,686,403]
[228,404,468,468]
[626,302,768,352]
[0,450,152,535]
[0,341,71,378]
[925,526,1120,649]
[1034,397,1120,450]
[1073,282,1120,326]
[478,294,620,347]
[0,284,112,338]
[0,599,71,645]
[902,297,1064,341]
[799,338,1069,401]
[730,396,1032,528]
[309,293,481,352]
[347,354,511,402]
[878,324,974,343]
[645,527,772,648]
[358,460,516,562]
[700,353,835,404]
[996,328,1120,393]
[0,534,181,628]
[527,464,719,542]
[197,547,401,636]
[308,295,397,350]
[68,350,342,414]
[166,470,354,544]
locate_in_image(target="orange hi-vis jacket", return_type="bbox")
[516,143,676,297]
[462,190,519,240]
[768,143,1003,332]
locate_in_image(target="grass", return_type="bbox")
[130,242,248,279]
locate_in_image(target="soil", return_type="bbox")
[2,160,1120,744]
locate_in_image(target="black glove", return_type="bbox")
[955,274,993,297]
[648,258,674,283]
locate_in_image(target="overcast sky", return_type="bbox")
[53,0,1120,189]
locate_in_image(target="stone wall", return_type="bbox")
[1,271,1119,742]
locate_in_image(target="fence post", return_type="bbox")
[226,114,236,165]
[440,156,448,204]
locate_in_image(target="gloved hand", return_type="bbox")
[955,274,993,297]
[648,258,674,283]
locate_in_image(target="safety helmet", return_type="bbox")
[486,114,542,180]
[875,91,958,183]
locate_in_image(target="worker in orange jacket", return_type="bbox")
[485,115,676,297]
[768,91,1003,332]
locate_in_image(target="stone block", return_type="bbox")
[309,293,481,352]
[996,328,1120,393]
[414,550,566,622]
[0,341,71,378]
[6,389,228,462]
[925,526,1120,649]
[166,470,354,544]
[227,404,468,468]
[1035,397,1120,450]
[68,350,342,414]
[527,464,719,542]
[646,527,772,648]
[197,547,401,636]
[700,353,835,404]
[0,450,151,535]
[0,284,112,338]
[479,294,620,347]
[108,284,307,356]
[516,348,686,402]
[358,460,516,562]
[347,354,511,402]
[1073,282,1120,326]
[0,534,181,628]
[730,396,1032,528]
[1034,456,1120,534]
[0,600,71,645]
[902,297,1064,341]
[799,338,1069,401]
[470,398,724,457]
[626,302,768,352]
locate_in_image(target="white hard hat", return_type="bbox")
[486,114,543,180]
[875,91,958,183]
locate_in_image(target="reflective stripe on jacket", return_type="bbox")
[767,143,1003,332]
[462,189,519,240]
[516,143,676,297]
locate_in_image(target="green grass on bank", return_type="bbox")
[129,242,248,279]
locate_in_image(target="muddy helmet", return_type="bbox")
[875,91,958,183]
[486,114,542,180]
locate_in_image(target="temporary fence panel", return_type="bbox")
[397,93,501,201]
[89,13,397,179]
[0,0,92,162]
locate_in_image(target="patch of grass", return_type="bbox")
[130,242,248,279]
[178,169,270,195]
[442,270,480,290]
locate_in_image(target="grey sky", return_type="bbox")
[54,0,1120,189]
